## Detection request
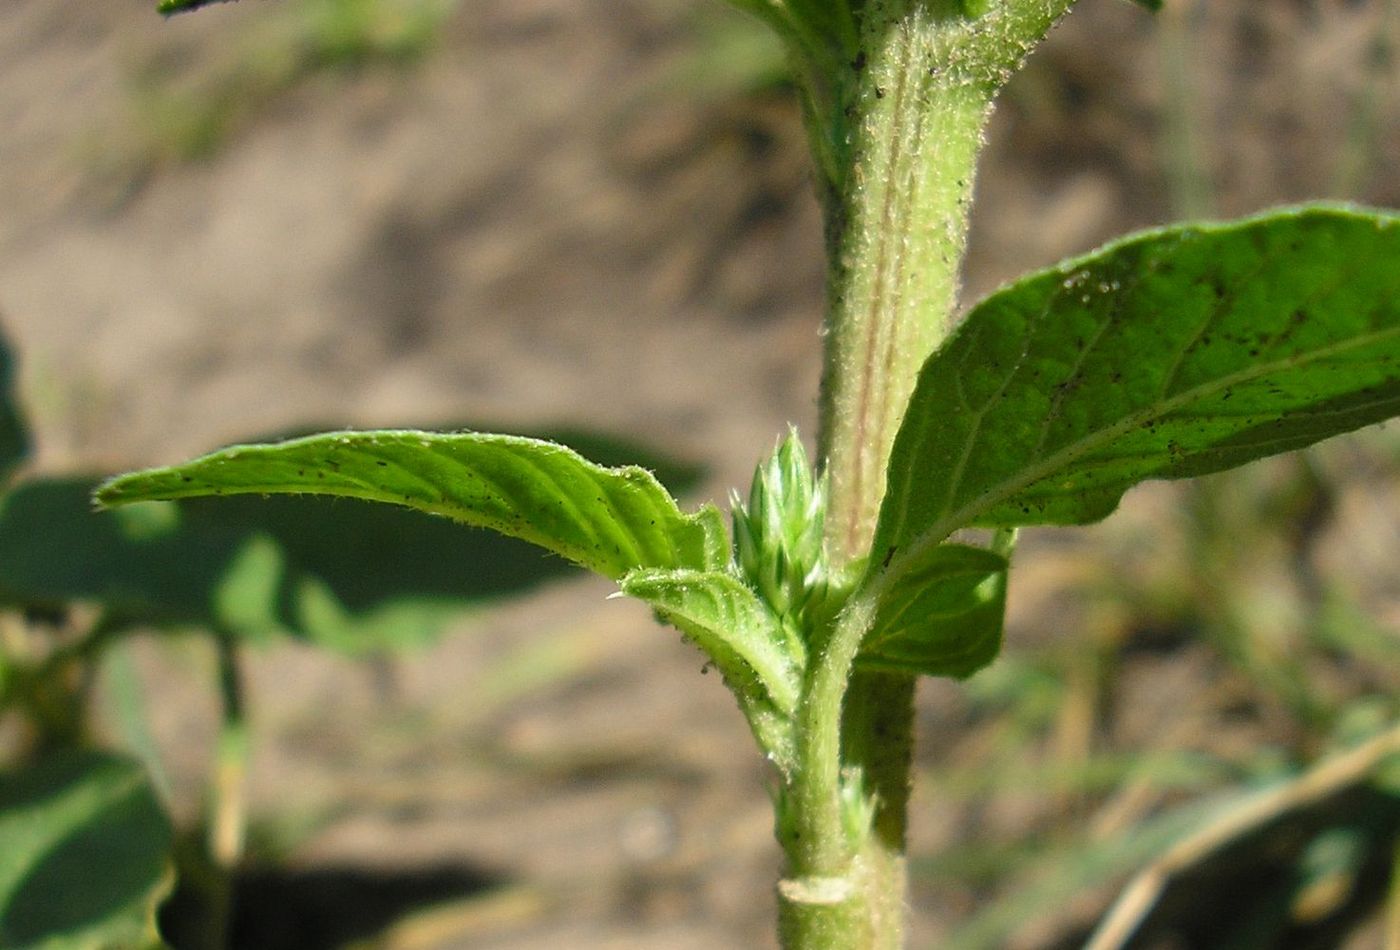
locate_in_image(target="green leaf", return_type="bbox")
[873,205,1400,574]
[1127,0,1162,10]
[0,324,29,486]
[6,428,705,654]
[0,752,172,950]
[622,569,798,711]
[97,430,726,582]
[156,0,235,14]
[857,544,1007,679]
[620,568,797,767]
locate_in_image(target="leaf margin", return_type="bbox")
[96,429,728,581]
[869,203,1400,589]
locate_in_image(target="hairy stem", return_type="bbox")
[783,0,1077,946]
[818,15,991,562]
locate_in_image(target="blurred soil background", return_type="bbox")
[3,0,1400,946]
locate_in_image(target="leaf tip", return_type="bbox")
[91,478,124,510]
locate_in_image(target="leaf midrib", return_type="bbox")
[880,321,1400,584]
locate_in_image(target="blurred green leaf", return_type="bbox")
[97,430,726,583]
[0,477,566,652]
[874,205,1400,574]
[157,0,236,14]
[857,544,1006,678]
[0,752,172,950]
[0,325,29,486]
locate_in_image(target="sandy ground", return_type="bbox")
[2,0,1398,946]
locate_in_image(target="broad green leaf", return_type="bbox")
[97,430,727,582]
[0,752,172,950]
[621,568,797,766]
[873,205,1400,575]
[0,325,29,486]
[857,544,1007,679]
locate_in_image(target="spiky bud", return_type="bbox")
[731,430,830,628]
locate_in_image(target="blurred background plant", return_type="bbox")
[88,0,459,195]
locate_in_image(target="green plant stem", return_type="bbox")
[210,630,249,870]
[201,630,249,950]
[818,22,990,562]
[785,1,1076,946]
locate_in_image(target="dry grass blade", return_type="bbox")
[1085,720,1400,950]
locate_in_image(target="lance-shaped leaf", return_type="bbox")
[0,752,172,950]
[157,0,235,14]
[97,430,727,581]
[873,205,1400,576]
[620,568,798,767]
[4,428,702,654]
[857,544,1007,679]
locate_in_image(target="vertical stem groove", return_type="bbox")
[782,1,1079,946]
[820,10,992,566]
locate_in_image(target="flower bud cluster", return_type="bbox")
[731,430,830,632]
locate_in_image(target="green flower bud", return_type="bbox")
[731,429,830,629]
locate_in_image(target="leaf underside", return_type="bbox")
[0,752,171,950]
[874,205,1400,573]
[622,568,798,714]
[96,430,727,581]
[621,568,799,766]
